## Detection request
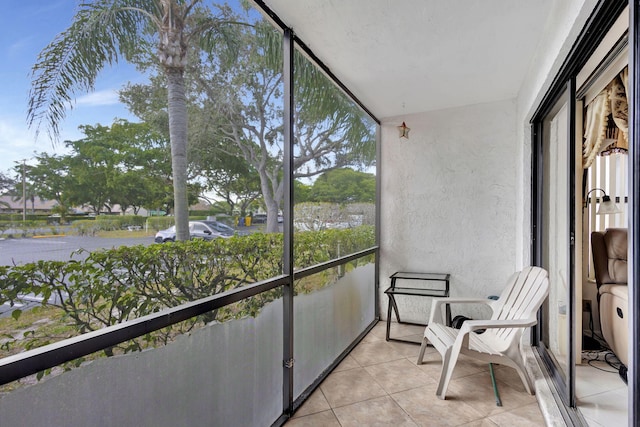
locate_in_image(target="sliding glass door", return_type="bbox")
[535,81,577,407]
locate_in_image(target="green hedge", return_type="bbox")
[95,215,146,228]
[146,216,175,231]
[0,226,375,355]
[72,219,119,235]
[71,216,150,235]
[0,214,48,222]
[0,220,48,230]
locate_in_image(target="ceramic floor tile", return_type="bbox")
[416,351,489,381]
[320,367,387,408]
[289,324,614,427]
[333,395,418,427]
[575,361,625,399]
[491,365,530,393]
[292,389,331,418]
[332,354,361,373]
[458,419,499,427]
[446,371,537,417]
[391,383,485,426]
[362,322,388,342]
[284,409,341,426]
[577,387,628,427]
[487,402,546,426]
[387,322,425,339]
[349,340,406,366]
[386,338,428,359]
[364,358,435,394]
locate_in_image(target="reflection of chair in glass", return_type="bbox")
[417,266,549,400]
[591,228,628,367]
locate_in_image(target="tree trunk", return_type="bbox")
[166,68,190,241]
[260,170,282,233]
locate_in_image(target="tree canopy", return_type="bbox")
[306,169,376,204]
[23,120,197,215]
[28,0,244,240]
[121,13,377,231]
[30,2,376,228]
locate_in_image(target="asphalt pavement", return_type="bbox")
[0,235,153,266]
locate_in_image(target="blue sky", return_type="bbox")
[0,1,142,176]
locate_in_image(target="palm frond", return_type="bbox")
[27,0,153,143]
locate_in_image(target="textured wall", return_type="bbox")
[514,0,597,268]
[379,99,518,322]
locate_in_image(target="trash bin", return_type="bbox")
[245,216,252,227]
[238,217,245,226]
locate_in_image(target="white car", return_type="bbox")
[154,220,235,243]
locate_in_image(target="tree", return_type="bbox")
[121,75,264,217]
[25,153,74,219]
[293,180,312,203]
[0,172,17,209]
[65,126,115,213]
[24,120,182,216]
[69,121,176,214]
[123,16,376,232]
[27,0,241,240]
[0,172,16,195]
[189,115,262,216]
[8,167,39,214]
[205,34,376,231]
[309,169,376,203]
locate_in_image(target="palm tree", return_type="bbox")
[27,0,239,240]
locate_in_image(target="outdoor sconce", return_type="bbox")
[397,121,410,139]
[585,188,622,214]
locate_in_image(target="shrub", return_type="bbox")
[0,226,375,357]
[146,216,175,231]
[96,215,146,229]
[0,220,50,237]
[72,219,119,235]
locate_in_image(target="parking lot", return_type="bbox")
[0,235,152,266]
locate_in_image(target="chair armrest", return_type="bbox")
[428,298,493,325]
[459,318,537,334]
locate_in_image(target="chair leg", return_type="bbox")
[417,337,428,365]
[512,362,534,395]
[436,344,461,400]
[503,347,534,395]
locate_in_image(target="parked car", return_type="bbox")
[154,220,236,243]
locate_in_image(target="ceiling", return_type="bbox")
[259,0,555,120]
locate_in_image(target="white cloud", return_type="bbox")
[0,119,36,149]
[75,89,120,106]
[0,119,73,173]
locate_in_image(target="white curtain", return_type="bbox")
[604,68,629,154]
[582,90,610,169]
[582,67,629,168]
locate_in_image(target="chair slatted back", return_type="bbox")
[488,266,549,344]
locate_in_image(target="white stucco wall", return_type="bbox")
[379,99,518,321]
[514,0,597,268]
[377,0,609,323]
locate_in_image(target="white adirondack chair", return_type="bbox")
[417,266,549,400]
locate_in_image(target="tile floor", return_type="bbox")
[285,322,545,427]
[576,352,628,426]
